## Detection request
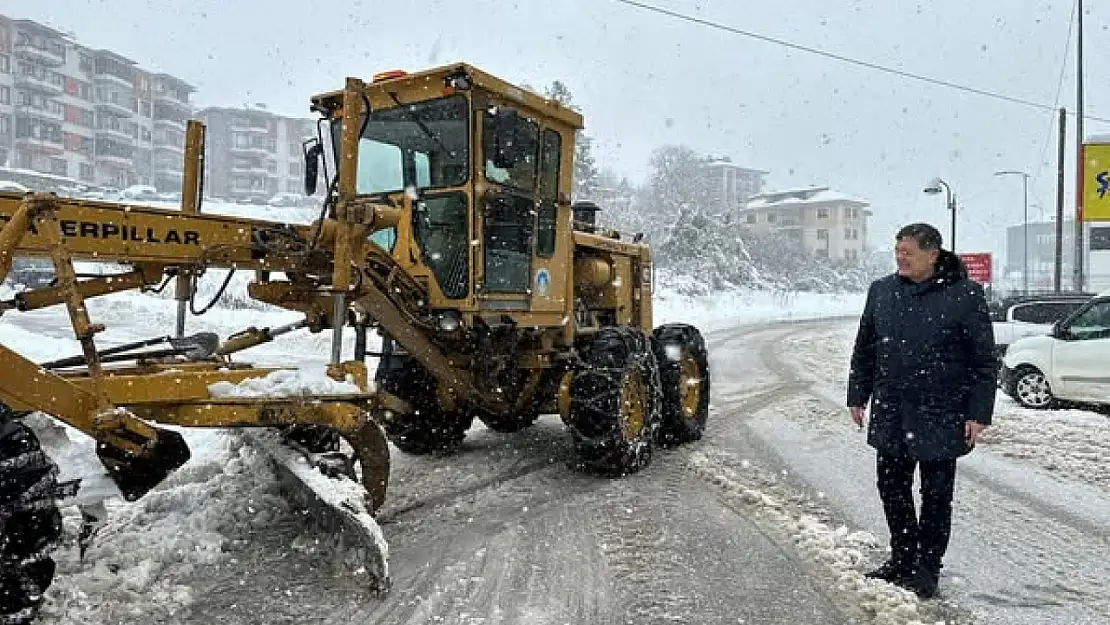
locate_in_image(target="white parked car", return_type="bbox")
[991,295,1094,358]
[1000,292,1110,409]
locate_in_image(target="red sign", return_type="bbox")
[959,252,993,284]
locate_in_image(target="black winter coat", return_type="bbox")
[847,251,997,461]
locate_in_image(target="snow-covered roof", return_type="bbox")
[744,186,869,210]
[704,159,769,174]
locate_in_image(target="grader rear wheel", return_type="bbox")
[567,326,662,476]
[0,408,63,625]
[652,323,711,446]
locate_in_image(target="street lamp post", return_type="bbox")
[995,170,1031,293]
[923,177,957,251]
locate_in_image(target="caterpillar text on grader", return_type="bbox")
[0,63,710,620]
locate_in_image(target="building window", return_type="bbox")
[816,247,829,258]
[50,159,67,176]
[766,212,776,223]
[746,213,757,224]
[817,208,830,219]
[0,86,8,104]
[817,228,829,240]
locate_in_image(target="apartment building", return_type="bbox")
[701,157,767,214]
[0,13,194,191]
[197,105,315,203]
[741,186,871,262]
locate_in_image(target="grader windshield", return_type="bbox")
[329,93,471,297]
[335,94,469,194]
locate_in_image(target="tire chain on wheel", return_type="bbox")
[651,323,711,446]
[0,410,64,625]
[567,326,663,476]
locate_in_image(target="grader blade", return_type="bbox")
[243,422,391,591]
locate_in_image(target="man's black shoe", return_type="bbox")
[864,560,914,585]
[910,565,940,599]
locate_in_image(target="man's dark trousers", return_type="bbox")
[876,453,958,572]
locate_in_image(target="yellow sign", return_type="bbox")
[1081,142,1110,221]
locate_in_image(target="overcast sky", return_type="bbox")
[5,0,1107,258]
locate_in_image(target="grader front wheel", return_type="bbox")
[568,327,663,476]
[652,323,711,446]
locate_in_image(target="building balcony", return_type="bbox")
[13,136,65,154]
[229,144,273,157]
[229,165,277,177]
[95,100,136,117]
[153,92,191,109]
[95,127,136,143]
[96,153,136,168]
[155,142,184,154]
[13,42,66,67]
[154,117,187,131]
[229,122,271,134]
[94,72,134,89]
[13,73,65,96]
[14,104,64,123]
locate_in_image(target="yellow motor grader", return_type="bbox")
[0,63,710,615]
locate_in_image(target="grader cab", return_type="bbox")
[0,63,710,610]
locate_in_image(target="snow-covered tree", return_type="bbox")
[542,80,600,201]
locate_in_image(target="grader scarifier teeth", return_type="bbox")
[95,427,191,502]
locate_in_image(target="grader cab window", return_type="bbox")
[413,193,469,299]
[338,94,469,196]
[483,107,539,192]
[536,129,561,258]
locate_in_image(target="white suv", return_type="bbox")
[1000,292,1110,409]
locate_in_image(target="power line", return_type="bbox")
[1030,0,1077,198]
[609,0,1110,123]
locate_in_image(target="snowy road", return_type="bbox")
[23,313,1110,625]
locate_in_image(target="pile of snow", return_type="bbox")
[207,368,365,398]
[686,449,950,625]
[26,416,288,624]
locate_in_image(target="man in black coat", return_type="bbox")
[847,223,997,599]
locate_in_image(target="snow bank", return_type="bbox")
[655,285,866,332]
[30,422,288,624]
[207,368,364,398]
[687,449,951,625]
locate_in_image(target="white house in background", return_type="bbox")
[739,186,872,261]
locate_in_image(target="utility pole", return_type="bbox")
[1056,107,1067,293]
[996,170,1031,292]
[1075,0,1086,291]
[950,193,957,252]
